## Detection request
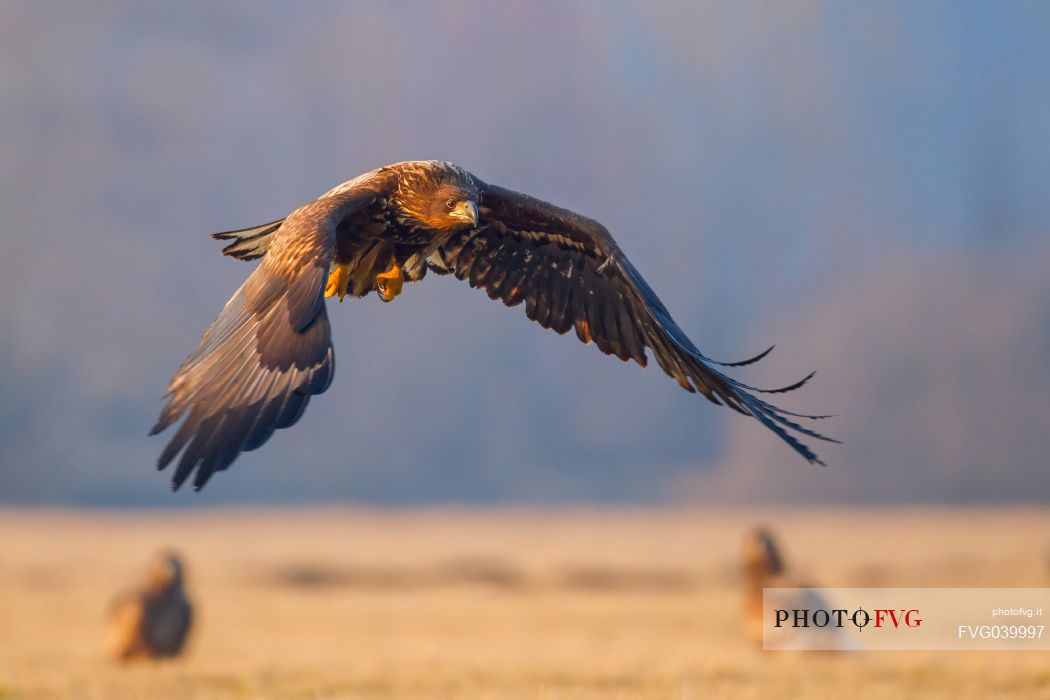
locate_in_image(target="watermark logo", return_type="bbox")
[763,588,1049,651]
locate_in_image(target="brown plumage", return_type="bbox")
[742,528,845,651]
[107,551,193,662]
[742,527,786,647]
[152,160,836,491]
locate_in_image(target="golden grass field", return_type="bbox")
[2,507,1049,699]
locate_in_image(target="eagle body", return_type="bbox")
[108,552,193,661]
[153,160,835,491]
[742,528,845,651]
[742,527,785,647]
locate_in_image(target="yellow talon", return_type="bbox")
[325,264,351,302]
[375,256,403,302]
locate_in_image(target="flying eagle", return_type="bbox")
[152,161,835,491]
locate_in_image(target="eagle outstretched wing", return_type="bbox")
[155,162,834,492]
[433,182,837,464]
[151,170,395,490]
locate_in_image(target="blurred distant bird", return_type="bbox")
[742,527,787,647]
[107,551,193,662]
[743,527,845,651]
[152,160,835,490]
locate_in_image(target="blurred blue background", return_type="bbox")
[1,1,1048,505]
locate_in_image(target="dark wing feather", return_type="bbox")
[152,170,395,490]
[211,218,286,261]
[439,182,837,465]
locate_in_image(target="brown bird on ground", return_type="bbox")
[107,551,193,662]
[742,527,787,647]
[152,160,836,491]
[742,527,845,651]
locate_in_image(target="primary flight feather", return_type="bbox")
[152,160,836,491]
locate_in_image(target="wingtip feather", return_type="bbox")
[706,344,776,368]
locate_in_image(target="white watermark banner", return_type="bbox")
[762,587,1050,651]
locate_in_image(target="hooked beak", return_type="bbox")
[450,200,479,228]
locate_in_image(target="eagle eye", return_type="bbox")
[445,199,454,209]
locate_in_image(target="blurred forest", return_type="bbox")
[1,2,1048,504]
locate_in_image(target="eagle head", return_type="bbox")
[147,550,185,592]
[743,527,784,576]
[396,161,480,232]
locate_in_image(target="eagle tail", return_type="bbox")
[211,218,285,261]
